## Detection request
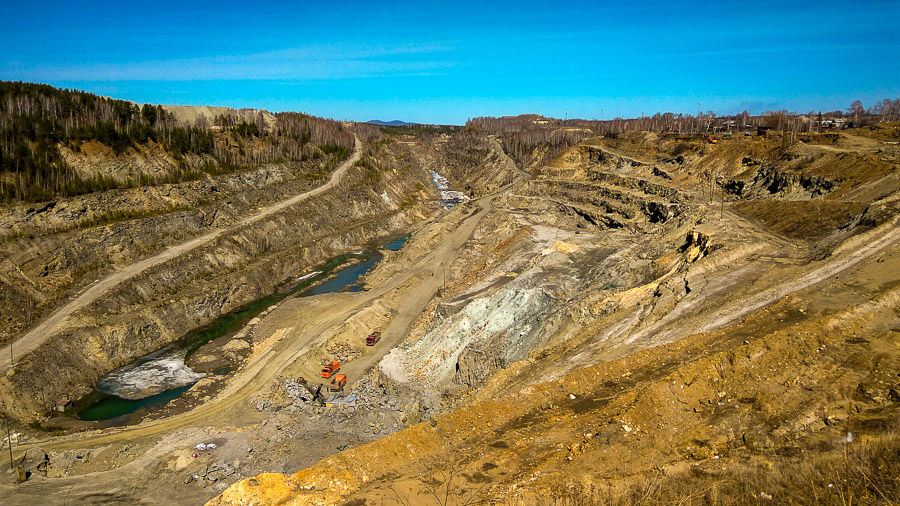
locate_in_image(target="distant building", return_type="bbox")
[56,395,73,412]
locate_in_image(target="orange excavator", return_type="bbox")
[706,135,718,144]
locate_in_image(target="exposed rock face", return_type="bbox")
[382,280,551,388]
[454,345,505,387]
[209,127,900,505]
[0,136,436,421]
[731,166,835,199]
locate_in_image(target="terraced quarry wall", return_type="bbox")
[1,118,898,505]
[0,132,436,422]
[211,125,900,505]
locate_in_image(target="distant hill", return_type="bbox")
[0,80,354,203]
[366,120,416,126]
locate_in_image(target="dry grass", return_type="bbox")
[514,425,900,505]
[732,200,866,241]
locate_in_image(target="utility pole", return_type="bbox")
[6,419,13,471]
[720,181,725,220]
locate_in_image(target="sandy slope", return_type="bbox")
[0,136,361,374]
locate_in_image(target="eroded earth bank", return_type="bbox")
[2,107,899,505]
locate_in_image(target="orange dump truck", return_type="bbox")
[321,361,341,378]
[330,374,347,392]
[366,331,382,346]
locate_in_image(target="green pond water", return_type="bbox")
[72,234,410,423]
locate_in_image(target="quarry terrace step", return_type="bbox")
[502,194,639,231]
[527,178,676,202]
[537,174,680,201]
[506,192,676,228]
[577,144,663,174]
[583,171,681,199]
[523,180,680,221]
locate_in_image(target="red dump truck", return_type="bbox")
[366,331,382,346]
[321,361,341,378]
[330,374,347,392]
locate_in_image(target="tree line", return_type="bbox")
[0,81,354,203]
[466,99,899,168]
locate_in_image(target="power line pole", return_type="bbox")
[720,181,725,220]
[6,419,13,471]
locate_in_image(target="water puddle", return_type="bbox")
[71,234,411,423]
[306,252,380,295]
[76,385,194,422]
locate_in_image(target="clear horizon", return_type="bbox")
[2,0,898,125]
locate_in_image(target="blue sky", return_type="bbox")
[2,0,897,124]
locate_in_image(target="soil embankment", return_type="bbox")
[208,126,900,505]
[2,122,899,505]
[0,129,437,422]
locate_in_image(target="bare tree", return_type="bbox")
[849,100,864,126]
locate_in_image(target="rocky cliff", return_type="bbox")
[210,125,900,505]
[0,124,437,422]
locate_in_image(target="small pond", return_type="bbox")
[71,234,411,423]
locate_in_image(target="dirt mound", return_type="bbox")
[210,125,900,505]
[210,279,900,505]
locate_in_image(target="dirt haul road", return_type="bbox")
[0,200,501,506]
[623,213,900,348]
[0,136,362,374]
[11,150,511,461]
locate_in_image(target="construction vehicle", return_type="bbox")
[706,135,718,144]
[321,361,341,378]
[329,374,347,392]
[365,331,382,346]
[296,377,326,406]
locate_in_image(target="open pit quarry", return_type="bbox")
[1,113,899,505]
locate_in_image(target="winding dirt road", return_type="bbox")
[0,136,362,374]
[9,136,516,453]
[621,214,900,348]
[5,123,897,506]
